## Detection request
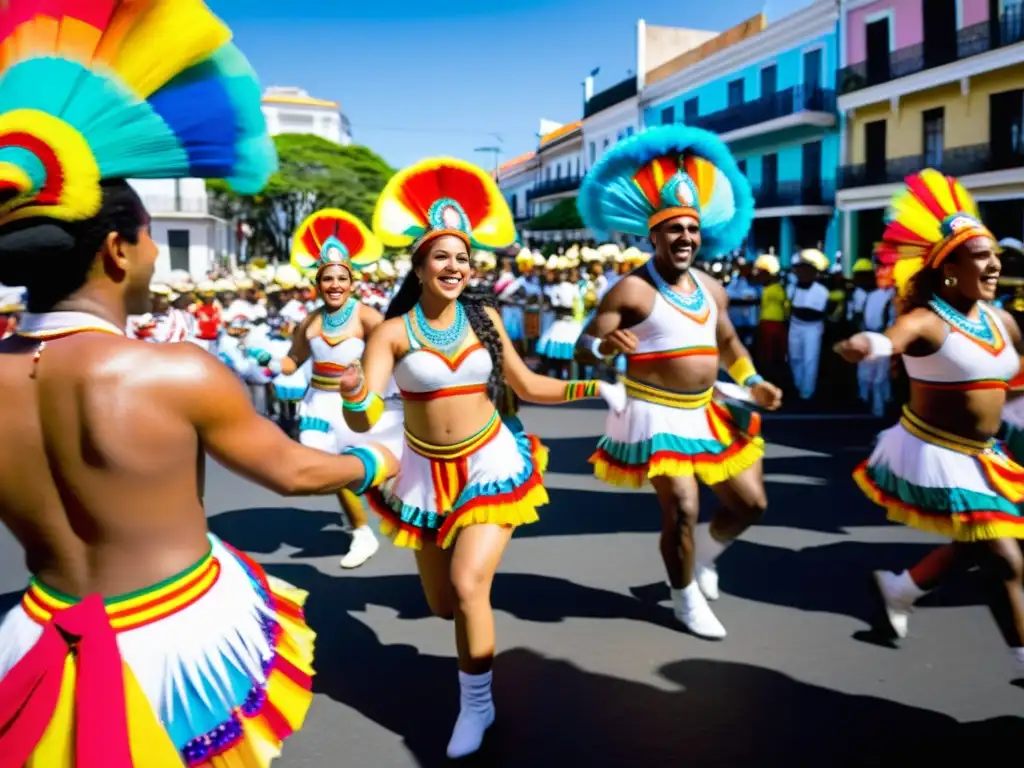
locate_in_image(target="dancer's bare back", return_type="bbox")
[0,332,364,598]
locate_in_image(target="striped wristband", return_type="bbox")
[343,445,389,494]
[563,380,600,402]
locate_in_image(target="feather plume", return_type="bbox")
[291,208,382,275]
[875,169,993,296]
[577,125,753,256]
[0,0,276,226]
[373,157,516,252]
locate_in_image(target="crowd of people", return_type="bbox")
[1,3,1024,766]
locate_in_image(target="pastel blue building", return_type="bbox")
[639,0,843,267]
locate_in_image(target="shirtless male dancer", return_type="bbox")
[576,126,782,638]
[0,3,396,762]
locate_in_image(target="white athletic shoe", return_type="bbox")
[340,526,379,569]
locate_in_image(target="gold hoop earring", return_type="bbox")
[944,276,958,287]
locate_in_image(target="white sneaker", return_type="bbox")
[873,570,915,639]
[340,526,379,569]
[673,582,726,639]
[696,562,720,601]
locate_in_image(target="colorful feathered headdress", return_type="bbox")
[291,208,382,281]
[373,157,516,254]
[875,169,994,296]
[577,126,754,256]
[0,0,276,228]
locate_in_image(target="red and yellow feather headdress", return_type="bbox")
[875,169,994,296]
[291,208,382,280]
[372,157,516,254]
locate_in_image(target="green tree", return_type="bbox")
[208,133,395,261]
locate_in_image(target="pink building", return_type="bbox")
[844,0,1001,66]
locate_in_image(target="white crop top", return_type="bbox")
[628,263,718,361]
[904,302,1019,388]
[393,309,492,400]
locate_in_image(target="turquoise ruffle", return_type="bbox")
[298,416,331,434]
[597,431,730,465]
[378,431,539,532]
[862,462,1023,518]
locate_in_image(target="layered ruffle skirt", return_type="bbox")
[298,382,404,457]
[591,378,764,488]
[0,534,314,767]
[854,406,1024,541]
[367,412,548,549]
[537,318,580,360]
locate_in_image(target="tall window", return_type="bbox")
[684,98,698,122]
[168,229,189,272]
[661,106,675,125]
[510,193,518,217]
[728,79,745,107]
[589,141,596,164]
[626,125,634,137]
[923,108,945,167]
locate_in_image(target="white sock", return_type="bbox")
[446,670,495,758]
[353,524,375,540]
[696,523,729,563]
[1011,647,1024,666]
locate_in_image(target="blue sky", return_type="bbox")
[211,0,812,170]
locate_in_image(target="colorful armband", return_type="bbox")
[341,381,385,427]
[563,380,601,402]
[727,357,764,388]
[343,445,390,494]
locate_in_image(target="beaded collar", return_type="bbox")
[319,298,358,346]
[928,297,1005,355]
[646,261,710,324]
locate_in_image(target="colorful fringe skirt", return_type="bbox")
[298,374,404,457]
[0,534,314,767]
[854,406,1024,541]
[367,411,548,549]
[536,317,582,361]
[591,378,765,489]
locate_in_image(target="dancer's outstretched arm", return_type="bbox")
[483,306,625,411]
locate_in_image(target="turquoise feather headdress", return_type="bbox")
[0,0,277,227]
[577,126,754,256]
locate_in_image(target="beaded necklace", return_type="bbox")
[928,296,996,345]
[412,301,469,357]
[322,297,357,334]
[646,261,709,322]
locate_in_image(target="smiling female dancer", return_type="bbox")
[280,209,404,568]
[340,157,625,758]
[837,170,1024,674]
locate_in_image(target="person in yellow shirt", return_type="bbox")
[754,254,788,383]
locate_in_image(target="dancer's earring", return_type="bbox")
[944,275,958,287]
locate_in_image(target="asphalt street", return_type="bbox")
[2,406,1023,766]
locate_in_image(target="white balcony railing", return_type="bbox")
[139,195,209,215]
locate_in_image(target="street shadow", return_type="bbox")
[486,652,1024,765]
[256,560,1024,768]
[629,539,995,634]
[261,562,679,766]
[209,507,354,559]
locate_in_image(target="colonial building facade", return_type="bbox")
[642,1,842,265]
[836,0,1024,259]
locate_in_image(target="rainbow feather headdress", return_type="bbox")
[875,169,994,296]
[577,125,754,256]
[0,0,276,228]
[291,208,382,280]
[373,157,516,254]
